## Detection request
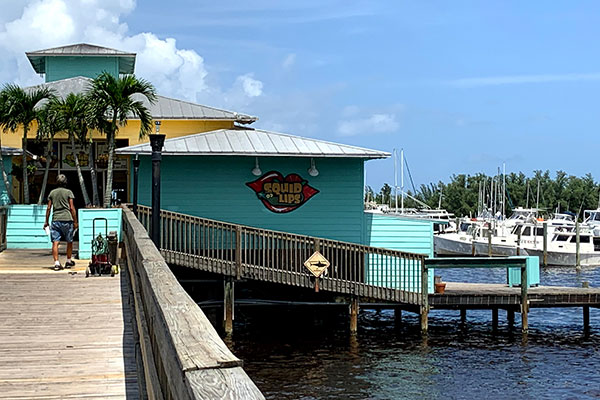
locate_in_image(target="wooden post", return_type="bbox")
[583,306,590,332]
[471,239,476,256]
[507,309,515,328]
[420,260,429,333]
[235,226,242,280]
[394,308,402,327]
[521,264,529,334]
[543,222,548,267]
[516,230,521,256]
[350,296,359,333]
[487,228,492,256]
[576,220,581,268]
[492,308,498,331]
[460,308,467,324]
[223,277,234,335]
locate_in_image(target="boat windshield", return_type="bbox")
[584,210,600,222]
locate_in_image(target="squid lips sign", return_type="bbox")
[246,171,319,213]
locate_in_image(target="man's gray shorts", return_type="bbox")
[50,221,74,242]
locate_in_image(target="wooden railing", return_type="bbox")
[0,206,7,252]
[121,206,264,400]
[135,205,427,305]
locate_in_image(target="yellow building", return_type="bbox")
[5,43,256,205]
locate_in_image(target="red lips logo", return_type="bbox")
[246,171,319,213]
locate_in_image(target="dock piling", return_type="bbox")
[350,296,359,333]
[543,222,548,267]
[492,308,498,331]
[507,309,515,329]
[224,277,234,335]
[487,229,492,256]
[460,309,467,324]
[576,221,581,268]
[394,307,402,327]
[420,260,429,333]
[521,265,529,334]
[583,306,590,332]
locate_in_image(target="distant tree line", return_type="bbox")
[366,170,600,218]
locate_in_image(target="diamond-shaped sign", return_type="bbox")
[304,251,330,278]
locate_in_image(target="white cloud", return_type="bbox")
[0,0,262,105]
[338,113,399,137]
[282,53,296,69]
[237,74,263,97]
[447,73,600,88]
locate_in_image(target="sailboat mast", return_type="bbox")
[502,163,506,218]
[536,179,540,211]
[401,148,404,213]
[393,148,398,213]
[526,179,530,209]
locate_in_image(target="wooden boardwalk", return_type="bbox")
[0,249,139,399]
[431,282,600,308]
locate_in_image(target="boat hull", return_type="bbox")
[434,234,474,256]
[526,248,600,267]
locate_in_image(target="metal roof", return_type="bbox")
[24,77,257,123]
[1,146,23,156]
[116,128,391,159]
[26,43,136,74]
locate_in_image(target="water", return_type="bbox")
[207,267,600,399]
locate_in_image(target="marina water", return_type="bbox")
[217,266,600,399]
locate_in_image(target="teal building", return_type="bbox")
[118,128,389,245]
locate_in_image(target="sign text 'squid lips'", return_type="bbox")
[246,171,319,213]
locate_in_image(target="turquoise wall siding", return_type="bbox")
[0,156,12,205]
[135,156,365,244]
[78,208,123,259]
[364,213,434,292]
[7,205,51,249]
[45,56,119,82]
[364,213,434,256]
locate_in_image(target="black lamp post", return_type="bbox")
[132,154,140,217]
[149,132,165,247]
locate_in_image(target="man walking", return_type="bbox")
[43,174,78,270]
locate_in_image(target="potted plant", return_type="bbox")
[434,275,446,294]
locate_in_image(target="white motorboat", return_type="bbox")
[526,228,600,267]
[434,219,485,256]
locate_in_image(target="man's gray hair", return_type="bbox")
[56,174,68,187]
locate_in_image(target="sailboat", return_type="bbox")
[384,149,457,233]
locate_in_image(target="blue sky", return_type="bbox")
[1,1,600,192]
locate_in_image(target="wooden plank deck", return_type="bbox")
[430,281,600,309]
[0,249,140,399]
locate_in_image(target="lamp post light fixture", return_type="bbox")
[155,120,161,133]
[308,157,319,177]
[149,133,165,247]
[251,157,262,176]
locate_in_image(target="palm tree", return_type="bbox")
[87,73,156,207]
[0,92,17,204]
[47,94,92,206]
[0,84,54,204]
[36,104,61,204]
